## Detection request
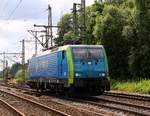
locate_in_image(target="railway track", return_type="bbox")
[0,83,111,116]
[0,82,31,91]
[62,90,150,116]
[104,91,150,101]
[0,89,69,116]
[66,96,150,116]
[1,82,150,115]
[95,96,150,116]
[3,82,150,102]
[0,98,25,116]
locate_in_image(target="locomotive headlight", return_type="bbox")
[75,73,81,77]
[99,73,106,77]
[102,73,106,77]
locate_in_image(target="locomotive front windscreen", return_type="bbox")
[72,47,104,60]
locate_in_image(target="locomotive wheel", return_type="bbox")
[99,87,105,95]
[66,86,76,97]
[106,82,110,91]
[36,82,40,92]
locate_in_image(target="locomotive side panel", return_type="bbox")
[28,52,58,79]
[27,50,69,90]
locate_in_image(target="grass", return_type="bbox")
[111,79,150,94]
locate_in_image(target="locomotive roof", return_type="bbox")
[32,45,103,58]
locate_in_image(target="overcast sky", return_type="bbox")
[0,0,94,70]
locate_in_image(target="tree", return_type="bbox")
[55,14,73,45]
[93,4,132,78]
[129,0,150,77]
[85,1,104,44]
[10,63,22,77]
[54,0,150,79]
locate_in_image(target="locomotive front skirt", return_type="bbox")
[27,45,110,95]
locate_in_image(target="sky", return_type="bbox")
[0,0,94,70]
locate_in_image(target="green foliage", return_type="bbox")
[55,0,150,80]
[128,0,150,78]
[10,63,22,77]
[14,69,26,84]
[55,14,73,45]
[105,0,124,5]
[63,31,76,41]
[93,4,132,78]
[86,2,104,44]
[0,74,3,81]
[111,79,150,94]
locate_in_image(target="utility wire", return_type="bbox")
[6,0,23,20]
[0,0,8,18]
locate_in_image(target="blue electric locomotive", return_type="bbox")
[27,45,110,95]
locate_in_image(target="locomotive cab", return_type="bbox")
[69,46,110,95]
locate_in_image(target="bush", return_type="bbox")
[14,69,26,84]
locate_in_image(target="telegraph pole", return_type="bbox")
[34,24,60,49]
[35,31,38,55]
[28,30,38,55]
[5,60,8,79]
[21,39,25,80]
[22,39,25,66]
[28,30,46,52]
[48,5,53,47]
[0,60,4,78]
[71,0,86,44]
[29,5,61,50]
[72,3,79,36]
[3,52,5,79]
[80,0,86,44]
[32,5,53,49]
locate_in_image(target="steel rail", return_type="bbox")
[104,91,150,101]
[0,89,70,116]
[95,97,150,112]
[1,83,150,115]
[0,84,109,116]
[66,97,150,116]
[0,98,25,116]
[49,99,106,116]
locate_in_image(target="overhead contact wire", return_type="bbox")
[6,0,23,20]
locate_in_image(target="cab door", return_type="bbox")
[58,51,68,78]
[61,51,68,78]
